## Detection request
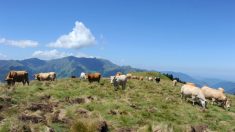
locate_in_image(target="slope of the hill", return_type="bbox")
[0,72,234,131]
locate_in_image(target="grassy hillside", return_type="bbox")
[0,72,234,132]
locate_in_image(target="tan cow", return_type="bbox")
[181,84,207,109]
[34,72,56,81]
[86,73,101,83]
[126,74,132,79]
[139,76,144,81]
[5,70,29,85]
[201,86,230,109]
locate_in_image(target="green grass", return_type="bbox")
[0,72,235,132]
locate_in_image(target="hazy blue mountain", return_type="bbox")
[0,56,145,81]
[212,81,235,94]
[161,71,205,87]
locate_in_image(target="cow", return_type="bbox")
[148,77,154,81]
[86,73,101,83]
[5,71,29,86]
[80,72,87,79]
[201,86,230,109]
[173,80,177,86]
[34,72,56,81]
[126,74,132,79]
[181,84,207,109]
[110,75,127,91]
[71,76,76,78]
[155,77,160,83]
[139,76,144,81]
[131,76,138,79]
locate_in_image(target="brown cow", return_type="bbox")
[5,71,29,86]
[86,73,101,83]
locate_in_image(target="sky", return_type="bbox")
[0,0,235,81]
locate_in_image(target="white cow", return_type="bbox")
[80,72,87,79]
[148,77,154,81]
[110,75,127,91]
[173,80,177,86]
[181,84,207,109]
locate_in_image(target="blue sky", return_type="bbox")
[0,0,235,80]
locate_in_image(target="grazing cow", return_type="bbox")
[181,84,207,109]
[126,74,132,79]
[5,71,29,85]
[148,77,154,81]
[155,77,160,83]
[34,72,56,81]
[173,80,177,86]
[110,75,127,90]
[201,86,230,109]
[86,73,101,83]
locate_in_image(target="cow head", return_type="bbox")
[110,76,116,84]
[224,99,231,110]
[5,78,13,85]
[34,74,39,80]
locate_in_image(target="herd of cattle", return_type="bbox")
[3,70,231,110]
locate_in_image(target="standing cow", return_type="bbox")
[80,72,87,79]
[110,75,127,91]
[34,72,56,81]
[155,77,160,83]
[181,84,207,109]
[86,73,101,83]
[5,71,29,86]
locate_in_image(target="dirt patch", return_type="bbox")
[19,114,45,123]
[40,95,51,100]
[52,109,69,123]
[129,104,141,110]
[27,103,53,113]
[108,109,128,116]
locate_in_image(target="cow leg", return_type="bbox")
[212,98,215,105]
[192,96,196,106]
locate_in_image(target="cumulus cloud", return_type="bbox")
[48,21,96,49]
[0,38,38,48]
[0,53,7,59]
[32,49,73,60]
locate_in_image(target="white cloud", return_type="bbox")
[32,49,73,60]
[48,21,96,49]
[0,53,7,59]
[0,38,38,48]
[75,52,95,58]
